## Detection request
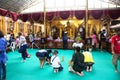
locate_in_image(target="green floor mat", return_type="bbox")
[6,49,120,80]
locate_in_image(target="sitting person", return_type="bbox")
[72,41,83,49]
[73,33,83,49]
[51,50,63,73]
[69,47,85,76]
[82,51,94,72]
[72,39,83,51]
[75,33,82,42]
[36,49,52,68]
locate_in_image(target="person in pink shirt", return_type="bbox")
[91,32,98,50]
[15,36,20,49]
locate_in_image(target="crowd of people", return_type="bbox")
[35,46,94,75]
[4,28,112,53]
[0,28,120,80]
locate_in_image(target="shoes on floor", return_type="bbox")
[21,60,26,62]
[89,66,92,72]
[76,72,84,76]
[54,69,58,73]
[86,66,89,72]
[89,68,92,72]
[115,70,119,73]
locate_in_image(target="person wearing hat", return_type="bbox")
[111,28,120,73]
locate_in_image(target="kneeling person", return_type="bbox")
[82,51,94,72]
[36,49,52,68]
[51,50,63,73]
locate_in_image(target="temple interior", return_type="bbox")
[0,0,120,80]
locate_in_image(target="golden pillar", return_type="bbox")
[14,21,18,36]
[44,0,46,37]
[0,16,2,31]
[14,21,20,36]
[85,0,88,37]
[1,17,6,35]
[24,22,28,34]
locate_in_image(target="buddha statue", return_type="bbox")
[65,21,73,38]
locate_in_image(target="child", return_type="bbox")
[36,49,52,68]
[82,51,94,72]
[18,32,30,59]
[19,39,28,62]
[15,36,20,49]
[51,50,63,73]
[90,32,98,50]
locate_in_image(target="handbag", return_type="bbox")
[59,64,63,71]
[52,56,63,71]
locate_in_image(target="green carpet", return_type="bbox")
[6,49,120,80]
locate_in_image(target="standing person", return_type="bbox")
[0,31,7,80]
[111,29,120,73]
[100,29,107,52]
[62,31,68,49]
[18,32,26,46]
[36,49,52,68]
[51,50,63,73]
[69,47,85,76]
[18,32,30,58]
[85,36,92,51]
[19,38,28,62]
[98,31,101,49]
[28,33,34,47]
[15,36,20,49]
[9,33,15,45]
[91,32,98,50]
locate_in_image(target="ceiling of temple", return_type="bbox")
[0,0,120,13]
[0,0,37,13]
[109,0,120,5]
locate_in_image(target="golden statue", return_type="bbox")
[65,21,73,38]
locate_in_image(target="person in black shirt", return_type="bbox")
[69,47,85,76]
[85,36,92,51]
[62,31,68,49]
[100,29,107,52]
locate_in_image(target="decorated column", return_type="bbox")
[44,0,46,37]
[85,0,88,37]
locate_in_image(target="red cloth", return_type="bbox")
[111,35,120,54]
[26,53,30,58]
